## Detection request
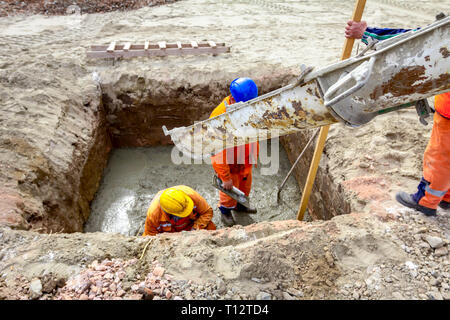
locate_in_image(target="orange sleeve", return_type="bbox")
[190,191,214,230]
[210,97,232,181]
[142,193,163,236]
[211,150,232,182]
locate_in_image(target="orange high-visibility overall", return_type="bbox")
[209,96,259,209]
[418,92,450,209]
[142,185,216,236]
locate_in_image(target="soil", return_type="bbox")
[0,0,448,300]
[0,0,179,17]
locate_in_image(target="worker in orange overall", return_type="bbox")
[345,20,450,216]
[209,78,259,226]
[142,185,216,236]
[396,93,450,216]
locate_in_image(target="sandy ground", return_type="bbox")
[84,143,301,235]
[0,0,178,17]
[0,0,449,300]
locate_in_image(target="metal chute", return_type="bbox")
[163,17,450,158]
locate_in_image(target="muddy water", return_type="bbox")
[84,143,301,236]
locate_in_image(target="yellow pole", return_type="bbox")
[297,0,367,221]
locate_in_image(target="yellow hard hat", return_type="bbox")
[159,188,194,218]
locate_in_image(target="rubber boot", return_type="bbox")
[232,203,258,214]
[439,200,450,210]
[395,191,437,217]
[219,206,235,226]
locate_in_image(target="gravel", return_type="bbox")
[423,235,445,249]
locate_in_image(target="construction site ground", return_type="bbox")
[0,0,449,300]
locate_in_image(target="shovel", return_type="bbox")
[212,175,251,209]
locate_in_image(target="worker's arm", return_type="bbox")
[345,20,418,44]
[142,197,161,236]
[142,216,159,236]
[362,27,417,44]
[190,192,214,230]
[211,150,232,182]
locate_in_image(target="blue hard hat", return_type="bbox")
[230,78,258,103]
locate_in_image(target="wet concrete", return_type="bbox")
[84,143,302,236]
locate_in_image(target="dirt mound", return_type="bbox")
[0,0,179,17]
[1,210,448,300]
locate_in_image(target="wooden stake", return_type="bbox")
[296,0,366,221]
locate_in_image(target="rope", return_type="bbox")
[139,238,153,260]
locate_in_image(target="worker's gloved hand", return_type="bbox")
[345,20,367,39]
[222,179,234,190]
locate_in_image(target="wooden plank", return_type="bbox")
[296,0,367,221]
[191,41,198,48]
[144,41,149,51]
[123,42,131,51]
[106,41,116,52]
[208,41,217,48]
[89,42,227,51]
[158,41,166,49]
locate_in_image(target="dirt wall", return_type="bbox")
[99,70,298,147]
[0,68,111,233]
[281,131,352,220]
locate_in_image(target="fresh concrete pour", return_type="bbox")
[85,143,301,236]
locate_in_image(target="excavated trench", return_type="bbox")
[80,75,352,235]
[0,72,351,235]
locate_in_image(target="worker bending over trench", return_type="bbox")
[142,185,216,236]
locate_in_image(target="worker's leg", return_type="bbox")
[439,190,450,209]
[238,171,252,196]
[397,112,450,215]
[418,113,450,210]
[442,190,450,203]
[233,170,257,213]
[218,173,239,226]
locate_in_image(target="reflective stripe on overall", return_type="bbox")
[157,206,198,232]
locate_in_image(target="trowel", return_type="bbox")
[212,175,251,209]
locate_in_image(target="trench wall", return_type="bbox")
[281,132,351,221]
[0,70,112,233]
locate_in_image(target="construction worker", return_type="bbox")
[142,185,216,236]
[210,78,260,226]
[345,20,450,216]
